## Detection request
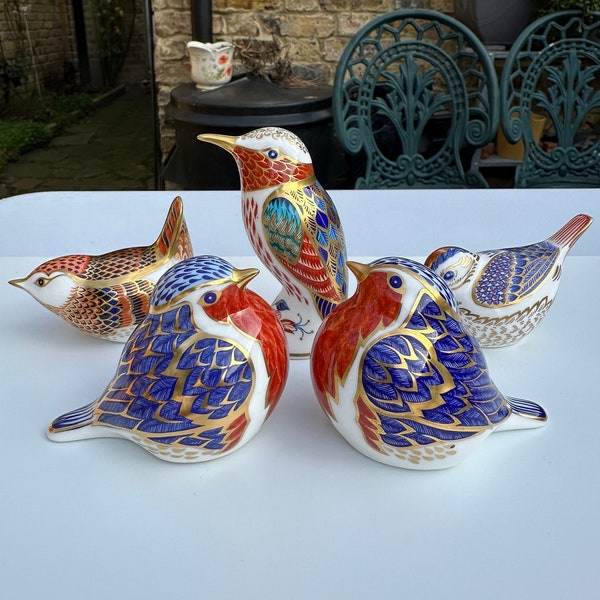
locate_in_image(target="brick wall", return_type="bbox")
[0,0,78,100]
[155,0,455,159]
[0,0,149,104]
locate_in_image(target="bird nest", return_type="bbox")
[233,36,319,88]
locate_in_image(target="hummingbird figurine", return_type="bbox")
[311,257,547,470]
[9,196,194,342]
[47,255,289,463]
[425,213,593,347]
[198,126,348,358]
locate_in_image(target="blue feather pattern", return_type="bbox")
[361,291,510,447]
[50,301,254,452]
[94,303,253,449]
[475,242,559,305]
[50,401,96,431]
[152,256,234,306]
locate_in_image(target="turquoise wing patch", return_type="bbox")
[263,196,303,264]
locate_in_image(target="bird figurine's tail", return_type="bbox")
[496,397,548,432]
[153,196,193,259]
[548,214,592,251]
[47,401,99,442]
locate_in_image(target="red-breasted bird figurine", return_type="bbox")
[47,256,289,462]
[311,257,547,470]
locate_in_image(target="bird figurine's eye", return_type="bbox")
[275,299,289,311]
[202,292,218,305]
[389,275,402,289]
[35,277,48,287]
[443,270,456,282]
[267,149,279,159]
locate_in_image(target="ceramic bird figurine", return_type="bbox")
[311,257,547,470]
[425,214,593,347]
[47,255,289,463]
[9,197,193,342]
[198,126,348,358]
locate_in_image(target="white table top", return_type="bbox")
[1,189,599,599]
[1,188,599,257]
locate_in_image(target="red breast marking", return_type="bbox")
[311,272,401,417]
[203,286,288,414]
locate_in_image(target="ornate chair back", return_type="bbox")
[500,10,600,188]
[333,9,499,189]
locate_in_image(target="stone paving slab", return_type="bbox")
[0,85,156,200]
[51,132,96,147]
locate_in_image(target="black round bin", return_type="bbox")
[162,75,348,190]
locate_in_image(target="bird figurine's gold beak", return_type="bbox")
[8,277,25,289]
[198,133,237,153]
[232,267,259,289]
[347,261,370,283]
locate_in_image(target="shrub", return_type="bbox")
[15,92,94,124]
[0,120,52,168]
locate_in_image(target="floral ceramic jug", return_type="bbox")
[187,41,234,89]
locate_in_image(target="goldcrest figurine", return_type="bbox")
[425,214,592,347]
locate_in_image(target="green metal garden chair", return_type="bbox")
[332,9,499,189]
[500,10,600,188]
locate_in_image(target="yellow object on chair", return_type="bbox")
[497,113,546,160]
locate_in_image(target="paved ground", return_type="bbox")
[0,85,156,199]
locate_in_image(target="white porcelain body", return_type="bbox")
[187,41,234,89]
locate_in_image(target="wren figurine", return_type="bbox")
[47,255,289,463]
[198,127,348,358]
[9,197,193,342]
[425,214,593,347]
[311,257,547,470]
